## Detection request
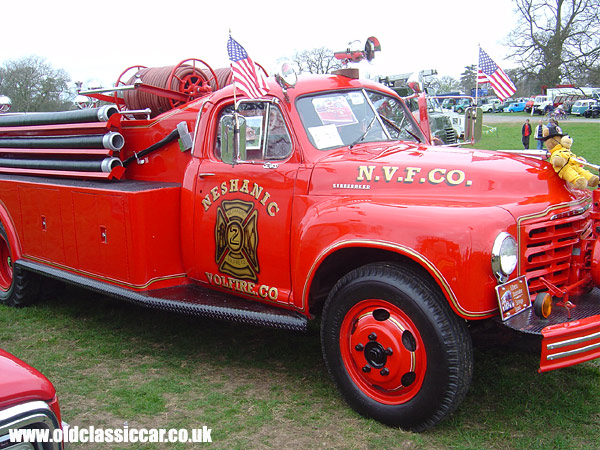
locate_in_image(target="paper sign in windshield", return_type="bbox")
[308,124,344,149]
[313,96,358,126]
[245,116,263,150]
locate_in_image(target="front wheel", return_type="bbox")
[0,223,39,307]
[321,263,473,431]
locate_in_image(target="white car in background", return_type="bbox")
[480,99,502,113]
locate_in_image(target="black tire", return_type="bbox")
[320,263,473,431]
[0,223,40,307]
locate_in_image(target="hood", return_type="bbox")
[0,349,56,409]
[309,142,584,212]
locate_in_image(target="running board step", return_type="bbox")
[16,260,307,332]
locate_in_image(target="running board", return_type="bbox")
[16,260,307,332]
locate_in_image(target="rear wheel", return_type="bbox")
[0,223,39,307]
[321,263,473,431]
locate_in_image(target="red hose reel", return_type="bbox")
[115,59,226,116]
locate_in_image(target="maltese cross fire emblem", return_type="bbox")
[215,199,260,281]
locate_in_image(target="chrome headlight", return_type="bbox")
[491,232,518,283]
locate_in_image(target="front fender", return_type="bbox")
[0,199,23,261]
[291,196,517,319]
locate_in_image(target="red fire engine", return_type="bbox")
[0,56,599,431]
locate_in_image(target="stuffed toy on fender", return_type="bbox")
[541,123,599,190]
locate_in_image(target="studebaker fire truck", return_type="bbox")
[0,58,599,432]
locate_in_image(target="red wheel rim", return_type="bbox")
[340,299,427,405]
[0,233,13,291]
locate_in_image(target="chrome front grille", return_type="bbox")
[520,210,591,295]
[0,401,62,450]
[444,126,457,144]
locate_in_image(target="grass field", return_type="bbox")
[1,123,600,449]
[475,117,599,163]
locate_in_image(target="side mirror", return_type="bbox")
[275,62,297,89]
[416,93,431,140]
[464,107,482,143]
[220,114,246,165]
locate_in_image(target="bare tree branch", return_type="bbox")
[291,48,342,75]
[506,0,600,88]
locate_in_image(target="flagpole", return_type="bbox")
[475,44,480,106]
[471,45,480,145]
[229,30,240,164]
[229,30,239,112]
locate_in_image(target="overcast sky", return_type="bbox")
[2,0,518,89]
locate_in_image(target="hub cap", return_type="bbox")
[340,299,427,404]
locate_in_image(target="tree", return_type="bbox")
[0,56,72,112]
[436,76,461,94]
[506,0,600,87]
[292,47,342,74]
[460,65,477,94]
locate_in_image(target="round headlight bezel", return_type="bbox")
[491,232,518,283]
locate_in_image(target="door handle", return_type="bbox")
[198,173,216,178]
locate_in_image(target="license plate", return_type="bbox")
[495,276,531,321]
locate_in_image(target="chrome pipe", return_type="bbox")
[0,106,119,127]
[0,132,125,150]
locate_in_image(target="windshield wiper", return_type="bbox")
[379,114,422,143]
[349,116,376,149]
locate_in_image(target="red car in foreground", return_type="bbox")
[0,349,63,449]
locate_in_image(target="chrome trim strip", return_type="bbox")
[547,331,600,350]
[547,341,600,360]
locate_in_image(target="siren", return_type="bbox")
[334,36,381,65]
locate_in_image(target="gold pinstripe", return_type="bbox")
[302,239,494,318]
[23,254,186,290]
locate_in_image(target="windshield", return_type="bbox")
[296,89,425,150]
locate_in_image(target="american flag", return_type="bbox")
[477,48,516,101]
[227,36,268,99]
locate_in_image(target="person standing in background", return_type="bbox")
[522,119,532,149]
[534,119,544,150]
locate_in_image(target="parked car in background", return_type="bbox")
[507,101,527,112]
[480,98,502,113]
[496,101,511,112]
[571,99,598,116]
[0,349,63,449]
[524,97,535,113]
[583,104,600,118]
[441,97,473,113]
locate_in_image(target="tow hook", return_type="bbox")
[538,276,587,319]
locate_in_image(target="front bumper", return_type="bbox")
[503,288,600,372]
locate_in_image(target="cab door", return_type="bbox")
[193,99,299,306]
